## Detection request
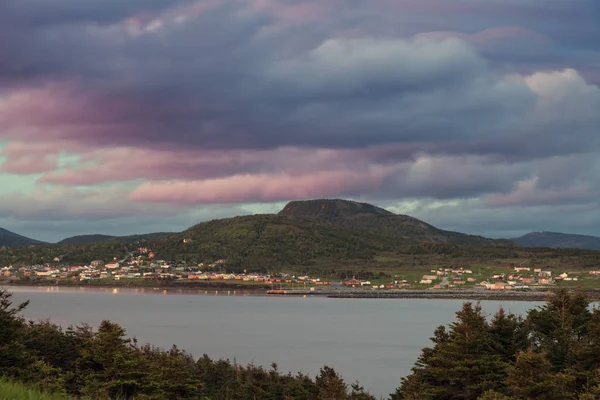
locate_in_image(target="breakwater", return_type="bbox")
[326,289,553,301]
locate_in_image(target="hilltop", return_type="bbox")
[279,199,394,218]
[279,199,509,247]
[512,231,600,251]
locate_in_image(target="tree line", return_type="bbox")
[394,288,600,399]
[4,287,600,399]
[0,288,374,399]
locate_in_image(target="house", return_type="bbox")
[105,262,120,269]
[422,275,438,281]
[514,267,531,272]
[342,279,361,287]
[420,279,433,284]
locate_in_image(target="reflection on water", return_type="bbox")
[8,285,266,297]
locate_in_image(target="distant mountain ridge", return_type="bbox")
[0,228,45,247]
[57,232,173,245]
[511,231,600,250]
[57,234,116,245]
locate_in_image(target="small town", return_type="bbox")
[1,245,596,292]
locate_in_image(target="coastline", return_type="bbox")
[1,278,270,291]
[5,279,600,301]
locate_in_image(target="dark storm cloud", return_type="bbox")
[1,0,600,239]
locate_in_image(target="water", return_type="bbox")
[8,286,540,398]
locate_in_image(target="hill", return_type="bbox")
[57,234,115,245]
[4,199,600,273]
[0,228,45,247]
[279,199,510,247]
[511,231,600,250]
[57,232,172,245]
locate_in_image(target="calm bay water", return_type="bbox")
[9,286,541,397]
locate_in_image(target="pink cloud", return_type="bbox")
[0,141,61,174]
[0,155,57,174]
[416,26,549,46]
[39,146,263,185]
[129,168,391,205]
[36,143,424,186]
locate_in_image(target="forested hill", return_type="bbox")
[4,199,600,271]
[512,231,600,250]
[0,199,507,269]
[57,234,116,245]
[57,232,172,245]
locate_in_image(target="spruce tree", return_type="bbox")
[396,302,508,400]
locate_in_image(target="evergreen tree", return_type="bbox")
[0,288,31,380]
[488,307,528,362]
[527,289,591,372]
[396,302,508,400]
[316,366,348,400]
[507,349,576,400]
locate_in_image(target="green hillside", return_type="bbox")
[3,199,600,273]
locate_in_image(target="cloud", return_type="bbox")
[0,0,599,239]
[129,169,390,204]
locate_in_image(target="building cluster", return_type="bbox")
[412,266,587,291]
[478,267,559,290]
[0,254,334,286]
[419,267,475,287]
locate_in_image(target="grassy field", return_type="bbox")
[0,379,67,400]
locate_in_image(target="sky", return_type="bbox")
[1,0,600,242]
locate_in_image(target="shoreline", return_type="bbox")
[1,279,270,291]
[5,280,600,301]
[326,290,553,301]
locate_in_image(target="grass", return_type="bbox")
[0,379,67,400]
